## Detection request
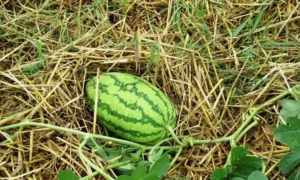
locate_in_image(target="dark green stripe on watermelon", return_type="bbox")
[105,73,171,123]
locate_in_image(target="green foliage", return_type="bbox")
[277,147,300,174]
[248,171,268,180]
[273,98,300,179]
[274,117,300,149]
[288,170,300,180]
[280,100,300,121]
[211,145,266,180]
[116,154,171,180]
[57,170,79,180]
[274,116,300,175]
[86,137,142,175]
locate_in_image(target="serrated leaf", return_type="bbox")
[116,175,132,180]
[57,170,79,180]
[248,171,268,180]
[274,117,300,149]
[278,147,300,174]
[280,99,300,122]
[132,164,147,180]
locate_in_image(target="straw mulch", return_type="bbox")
[0,1,299,179]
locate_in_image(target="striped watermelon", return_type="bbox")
[85,72,176,144]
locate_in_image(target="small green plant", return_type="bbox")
[273,99,300,179]
[211,145,267,180]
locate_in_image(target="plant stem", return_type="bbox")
[0,121,147,150]
[1,126,25,144]
[193,136,232,145]
[107,160,132,170]
[170,146,183,167]
[235,120,259,143]
[79,136,114,180]
[166,125,185,146]
[231,89,290,143]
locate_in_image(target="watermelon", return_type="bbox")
[85,72,177,144]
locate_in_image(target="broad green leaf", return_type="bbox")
[274,117,300,149]
[149,154,170,177]
[57,170,79,180]
[231,156,262,178]
[228,146,262,179]
[280,99,300,122]
[211,168,229,180]
[248,171,268,180]
[232,177,244,180]
[142,173,160,180]
[116,175,132,180]
[143,154,170,180]
[288,170,300,180]
[212,146,263,180]
[278,147,300,174]
[132,164,147,180]
[231,146,248,161]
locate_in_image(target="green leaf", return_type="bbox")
[114,163,136,175]
[211,146,263,180]
[211,167,229,180]
[57,170,79,180]
[274,117,300,149]
[280,99,300,122]
[231,156,263,178]
[288,170,300,180]
[142,173,160,180]
[143,154,170,180]
[149,154,170,176]
[231,146,248,161]
[149,148,164,163]
[116,175,132,180]
[278,147,300,174]
[248,171,268,180]
[132,164,147,180]
[232,177,245,180]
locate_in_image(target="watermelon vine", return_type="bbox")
[1,74,299,179]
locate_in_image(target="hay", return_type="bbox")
[0,0,299,179]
